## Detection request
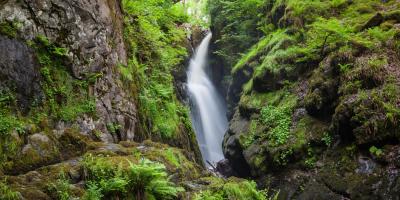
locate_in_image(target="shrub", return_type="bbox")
[82,154,183,199]
[164,148,180,167]
[82,184,103,200]
[0,113,24,136]
[126,159,184,200]
[194,178,277,200]
[106,123,122,135]
[208,0,264,67]
[321,132,332,147]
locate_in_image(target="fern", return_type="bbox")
[82,155,184,200]
[127,159,184,200]
[0,180,19,200]
[194,179,276,200]
[82,183,103,200]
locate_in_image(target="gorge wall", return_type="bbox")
[0,0,217,199]
[209,0,400,199]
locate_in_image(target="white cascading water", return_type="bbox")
[187,33,228,166]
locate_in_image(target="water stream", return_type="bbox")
[187,33,228,166]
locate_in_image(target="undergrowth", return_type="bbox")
[82,154,183,200]
[193,177,278,200]
[121,0,192,139]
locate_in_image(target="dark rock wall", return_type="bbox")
[1,0,136,142]
[0,35,42,111]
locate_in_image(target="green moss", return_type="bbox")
[333,82,400,144]
[163,148,180,167]
[193,177,275,200]
[106,123,122,135]
[138,141,201,180]
[0,21,21,38]
[292,115,329,147]
[240,120,259,149]
[24,35,98,124]
[122,0,192,139]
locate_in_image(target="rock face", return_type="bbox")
[0,35,42,111]
[0,0,135,141]
[209,0,400,199]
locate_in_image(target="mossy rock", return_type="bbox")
[332,86,400,144]
[7,133,61,175]
[5,129,93,175]
[303,53,345,117]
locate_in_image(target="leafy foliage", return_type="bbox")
[208,0,265,67]
[122,0,192,138]
[0,20,21,38]
[194,178,277,200]
[47,173,74,200]
[0,179,19,200]
[126,159,184,200]
[82,154,183,200]
[260,92,296,146]
[369,146,383,157]
[29,36,97,123]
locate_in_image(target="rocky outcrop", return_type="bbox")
[0,0,136,142]
[3,140,205,199]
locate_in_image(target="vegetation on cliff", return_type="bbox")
[121,0,191,139]
[212,0,400,198]
[1,0,399,199]
[0,0,270,199]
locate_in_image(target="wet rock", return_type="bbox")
[356,156,377,174]
[68,167,82,183]
[0,35,42,111]
[242,142,269,177]
[216,159,237,177]
[10,133,60,174]
[222,111,252,177]
[226,65,253,119]
[253,68,286,93]
[361,13,384,30]
[297,180,343,200]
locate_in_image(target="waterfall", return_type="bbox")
[187,33,228,166]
